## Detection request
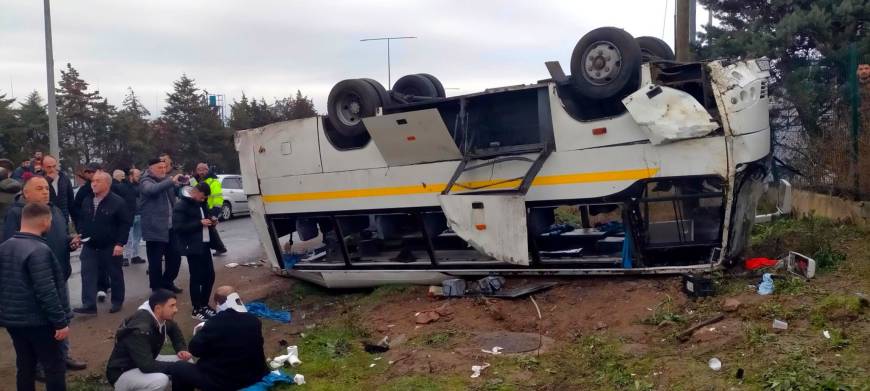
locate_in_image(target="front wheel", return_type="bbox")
[220,202,233,221]
[570,27,642,100]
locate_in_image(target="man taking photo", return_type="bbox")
[140,158,184,293]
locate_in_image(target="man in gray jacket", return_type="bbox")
[139,158,184,293]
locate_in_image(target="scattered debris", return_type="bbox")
[757,273,774,295]
[269,346,301,369]
[708,357,722,371]
[470,363,490,378]
[428,285,444,297]
[442,279,467,297]
[682,274,715,298]
[369,363,376,368]
[784,251,816,279]
[415,311,441,324]
[677,313,725,342]
[745,257,779,270]
[225,262,240,268]
[594,321,608,330]
[477,276,506,294]
[772,319,788,330]
[481,346,503,355]
[293,374,305,385]
[363,336,391,353]
[823,330,831,339]
[246,302,292,323]
[722,298,742,312]
[736,368,744,380]
[484,282,558,299]
[435,303,454,317]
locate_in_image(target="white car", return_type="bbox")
[217,174,249,220]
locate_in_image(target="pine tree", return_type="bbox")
[0,93,19,160]
[56,63,104,167]
[249,98,275,128]
[16,92,50,160]
[161,75,237,171]
[229,93,253,130]
[111,88,153,168]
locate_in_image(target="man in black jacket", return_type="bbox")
[173,182,218,320]
[41,155,74,224]
[169,286,268,391]
[0,203,71,391]
[111,169,137,267]
[2,176,88,371]
[106,289,192,391]
[74,171,132,315]
[71,162,100,230]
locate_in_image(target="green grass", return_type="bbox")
[810,294,867,327]
[68,374,110,391]
[640,295,684,327]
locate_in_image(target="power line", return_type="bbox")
[360,36,417,87]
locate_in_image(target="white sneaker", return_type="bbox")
[97,291,107,303]
[191,308,207,321]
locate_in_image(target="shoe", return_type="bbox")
[65,357,88,371]
[301,246,327,262]
[34,366,45,382]
[166,285,184,294]
[73,307,97,315]
[202,307,217,319]
[97,291,106,302]
[213,249,227,256]
[122,259,130,267]
[191,308,207,321]
[110,304,123,314]
[131,256,146,264]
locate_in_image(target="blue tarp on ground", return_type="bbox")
[245,302,292,323]
[240,370,296,390]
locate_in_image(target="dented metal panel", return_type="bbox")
[622,84,718,145]
[439,194,530,266]
[235,129,261,195]
[363,109,463,166]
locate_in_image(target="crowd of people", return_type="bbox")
[0,152,266,391]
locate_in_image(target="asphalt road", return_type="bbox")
[66,214,264,308]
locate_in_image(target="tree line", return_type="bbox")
[0,63,317,175]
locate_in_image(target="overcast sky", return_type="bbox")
[1,0,710,116]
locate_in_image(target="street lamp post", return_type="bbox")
[43,0,59,158]
[360,36,417,87]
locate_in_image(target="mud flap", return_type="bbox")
[622,84,719,145]
[438,194,530,266]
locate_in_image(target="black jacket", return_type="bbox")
[78,192,132,249]
[0,232,70,329]
[71,180,93,230]
[47,172,74,224]
[188,309,269,390]
[0,177,21,228]
[2,200,74,279]
[111,179,139,219]
[172,196,218,255]
[106,304,187,385]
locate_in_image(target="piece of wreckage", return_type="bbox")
[235,27,783,288]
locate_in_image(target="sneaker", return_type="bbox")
[131,256,146,264]
[97,291,107,303]
[301,246,327,262]
[213,249,227,256]
[191,308,207,321]
[73,307,97,315]
[201,307,217,319]
[65,357,88,371]
[109,304,123,314]
[166,285,184,294]
[122,259,130,267]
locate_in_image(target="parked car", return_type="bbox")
[217,174,249,220]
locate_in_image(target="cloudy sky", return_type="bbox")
[1,0,710,116]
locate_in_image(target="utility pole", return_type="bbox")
[675,0,692,61]
[43,0,59,158]
[360,36,417,87]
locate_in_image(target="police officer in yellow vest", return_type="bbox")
[192,163,227,255]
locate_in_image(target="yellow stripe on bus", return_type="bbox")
[262,167,658,203]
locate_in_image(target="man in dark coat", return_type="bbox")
[111,169,137,266]
[139,158,184,293]
[106,289,191,390]
[74,171,132,315]
[0,203,71,391]
[1,176,87,371]
[0,166,21,228]
[168,286,269,391]
[172,182,218,320]
[41,155,74,224]
[71,162,100,230]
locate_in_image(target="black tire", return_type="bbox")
[359,78,391,109]
[327,79,384,137]
[220,202,232,221]
[636,36,675,61]
[392,74,439,98]
[570,27,642,100]
[417,73,446,97]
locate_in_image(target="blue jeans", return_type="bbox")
[123,215,142,260]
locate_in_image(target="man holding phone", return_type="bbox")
[173,182,218,320]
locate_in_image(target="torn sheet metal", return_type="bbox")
[438,194,530,265]
[622,84,718,145]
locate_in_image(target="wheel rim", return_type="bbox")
[581,41,623,86]
[334,91,364,126]
[222,205,231,220]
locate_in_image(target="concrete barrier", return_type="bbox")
[765,185,870,225]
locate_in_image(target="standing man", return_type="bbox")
[192,162,227,255]
[106,289,191,391]
[74,172,131,315]
[41,155,74,225]
[0,203,71,391]
[123,168,145,265]
[2,176,87,371]
[140,158,184,293]
[12,159,31,181]
[71,162,101,230]
[173,182,218,320]
[111,170,135,267]
[168,286,269,391]
[0,167,22,227]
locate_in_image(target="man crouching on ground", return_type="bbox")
[168,286,269,391]
[106,289,192,391]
